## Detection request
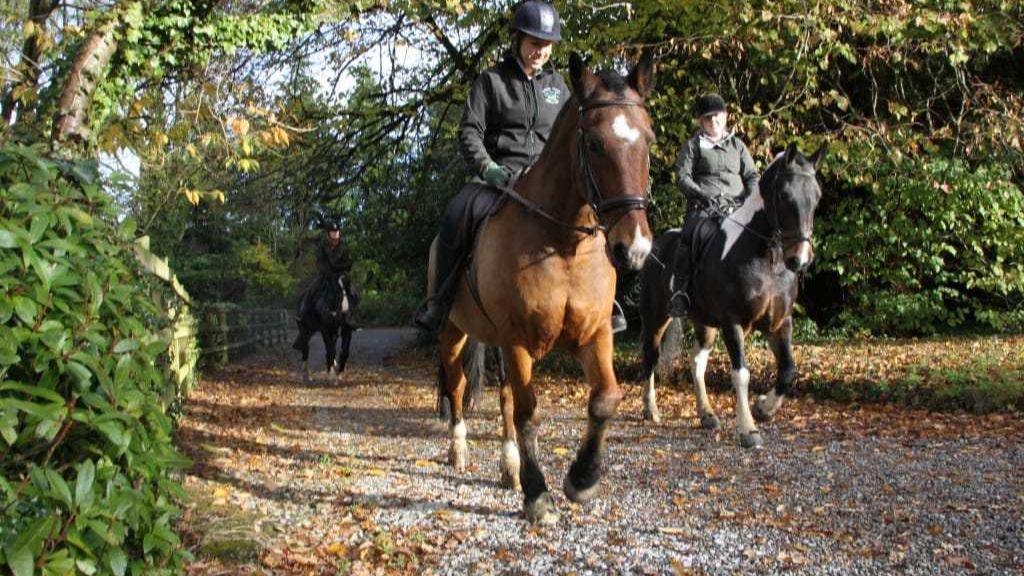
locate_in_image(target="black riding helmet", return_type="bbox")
[323,221,340,232]
[695,93,727,117]
[510,0,561,42]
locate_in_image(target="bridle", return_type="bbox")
[576,98,651,233]
[500,96,651,236]
[713,165,818,259]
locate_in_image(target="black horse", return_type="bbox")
[638,143,826,448]
[293,274,356,382]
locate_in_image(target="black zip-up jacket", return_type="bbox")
[459,54,570,178]
[315,238,352,278]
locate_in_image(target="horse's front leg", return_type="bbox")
[754,317,795,421]
[439,322,469,471]
[322,328,338,377]
[498,372,520,490]
[295,325,313,383]
[504,345,557,524]
[335,324,353,379]
[720,324,763,448]
[691,324,721,430]
[641,318,672,424]
[565,331,623,504]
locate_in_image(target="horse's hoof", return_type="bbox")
[643,407,662,424]
[524,493,559,525]
[563,474,599,503]
[500,469,521,491]
[700,414,722,430]
[739,431,764,449]
[753,402,771,422]
[449,442,467,472]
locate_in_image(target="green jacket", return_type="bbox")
[675,131,759,211]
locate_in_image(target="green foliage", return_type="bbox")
[0,143,189,575]
[818,155,1024,335]
[237,243,296,305]
[804,352,1024,414]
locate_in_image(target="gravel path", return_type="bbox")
[180,329,1024,575]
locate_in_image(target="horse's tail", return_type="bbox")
[435,337,487,421]
[658,317,686,378]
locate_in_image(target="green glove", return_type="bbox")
[482,162,511,188]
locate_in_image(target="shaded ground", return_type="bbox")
[178,329,1024,575]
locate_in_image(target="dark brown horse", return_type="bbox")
[638,143,825,448]
[430,52,655,523]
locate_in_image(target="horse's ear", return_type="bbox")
[809,143,828,169]
[570,52,600,101]
[784,142,799,165]
[627,49,655,99]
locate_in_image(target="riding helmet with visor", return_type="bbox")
[511,1,561,42]
[695,93,727,118]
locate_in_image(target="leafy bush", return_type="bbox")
[236,242,296,305]
[816,156,1024,335]
[0,144,189,575]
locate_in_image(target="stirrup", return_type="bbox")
[668,290,690,318]
[611,300,628,334]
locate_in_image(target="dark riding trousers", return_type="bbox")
[432,181,508,304]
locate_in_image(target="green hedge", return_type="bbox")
[0,144,189,575]
[816,155,1024,335]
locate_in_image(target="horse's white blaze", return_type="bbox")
[611,114,640,144]
[721,192,764,260]
[627,224,652,268]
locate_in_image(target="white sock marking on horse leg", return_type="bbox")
[611,113,640,144]
[691,347,714,417]
[757,389,785,417]
[450,420,468,470]
[627,224,652,269]
[644,371,659,420]
[732,368,756,434]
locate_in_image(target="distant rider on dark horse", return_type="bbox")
[668,93,761,317]
[296,221,356,327]
[414,0,628,334]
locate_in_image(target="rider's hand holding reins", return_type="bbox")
[483,161,513,188]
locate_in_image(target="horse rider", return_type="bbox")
[668,93,761,317]
[415,0,630,334]
[296,221,355,323]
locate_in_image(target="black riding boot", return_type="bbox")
[611,299,628,334]
[668,244,692,318]
[414,236,462,333]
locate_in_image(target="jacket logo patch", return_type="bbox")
[542,86,562,105]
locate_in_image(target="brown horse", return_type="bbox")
[637,144,826,448]
[431,52,655,524]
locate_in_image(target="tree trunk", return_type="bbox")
[1,0,59,126]
[51,18,119,148]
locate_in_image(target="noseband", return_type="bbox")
[577,99,651,233]
[764,168,816,256]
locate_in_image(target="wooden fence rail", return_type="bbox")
[134,237,292,403]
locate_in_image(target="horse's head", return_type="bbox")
[569,51,655,271]
[764,142,827,272]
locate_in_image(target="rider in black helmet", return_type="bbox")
[295,221,355,325]
[415,1,629,335]
[668,93,760,317]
